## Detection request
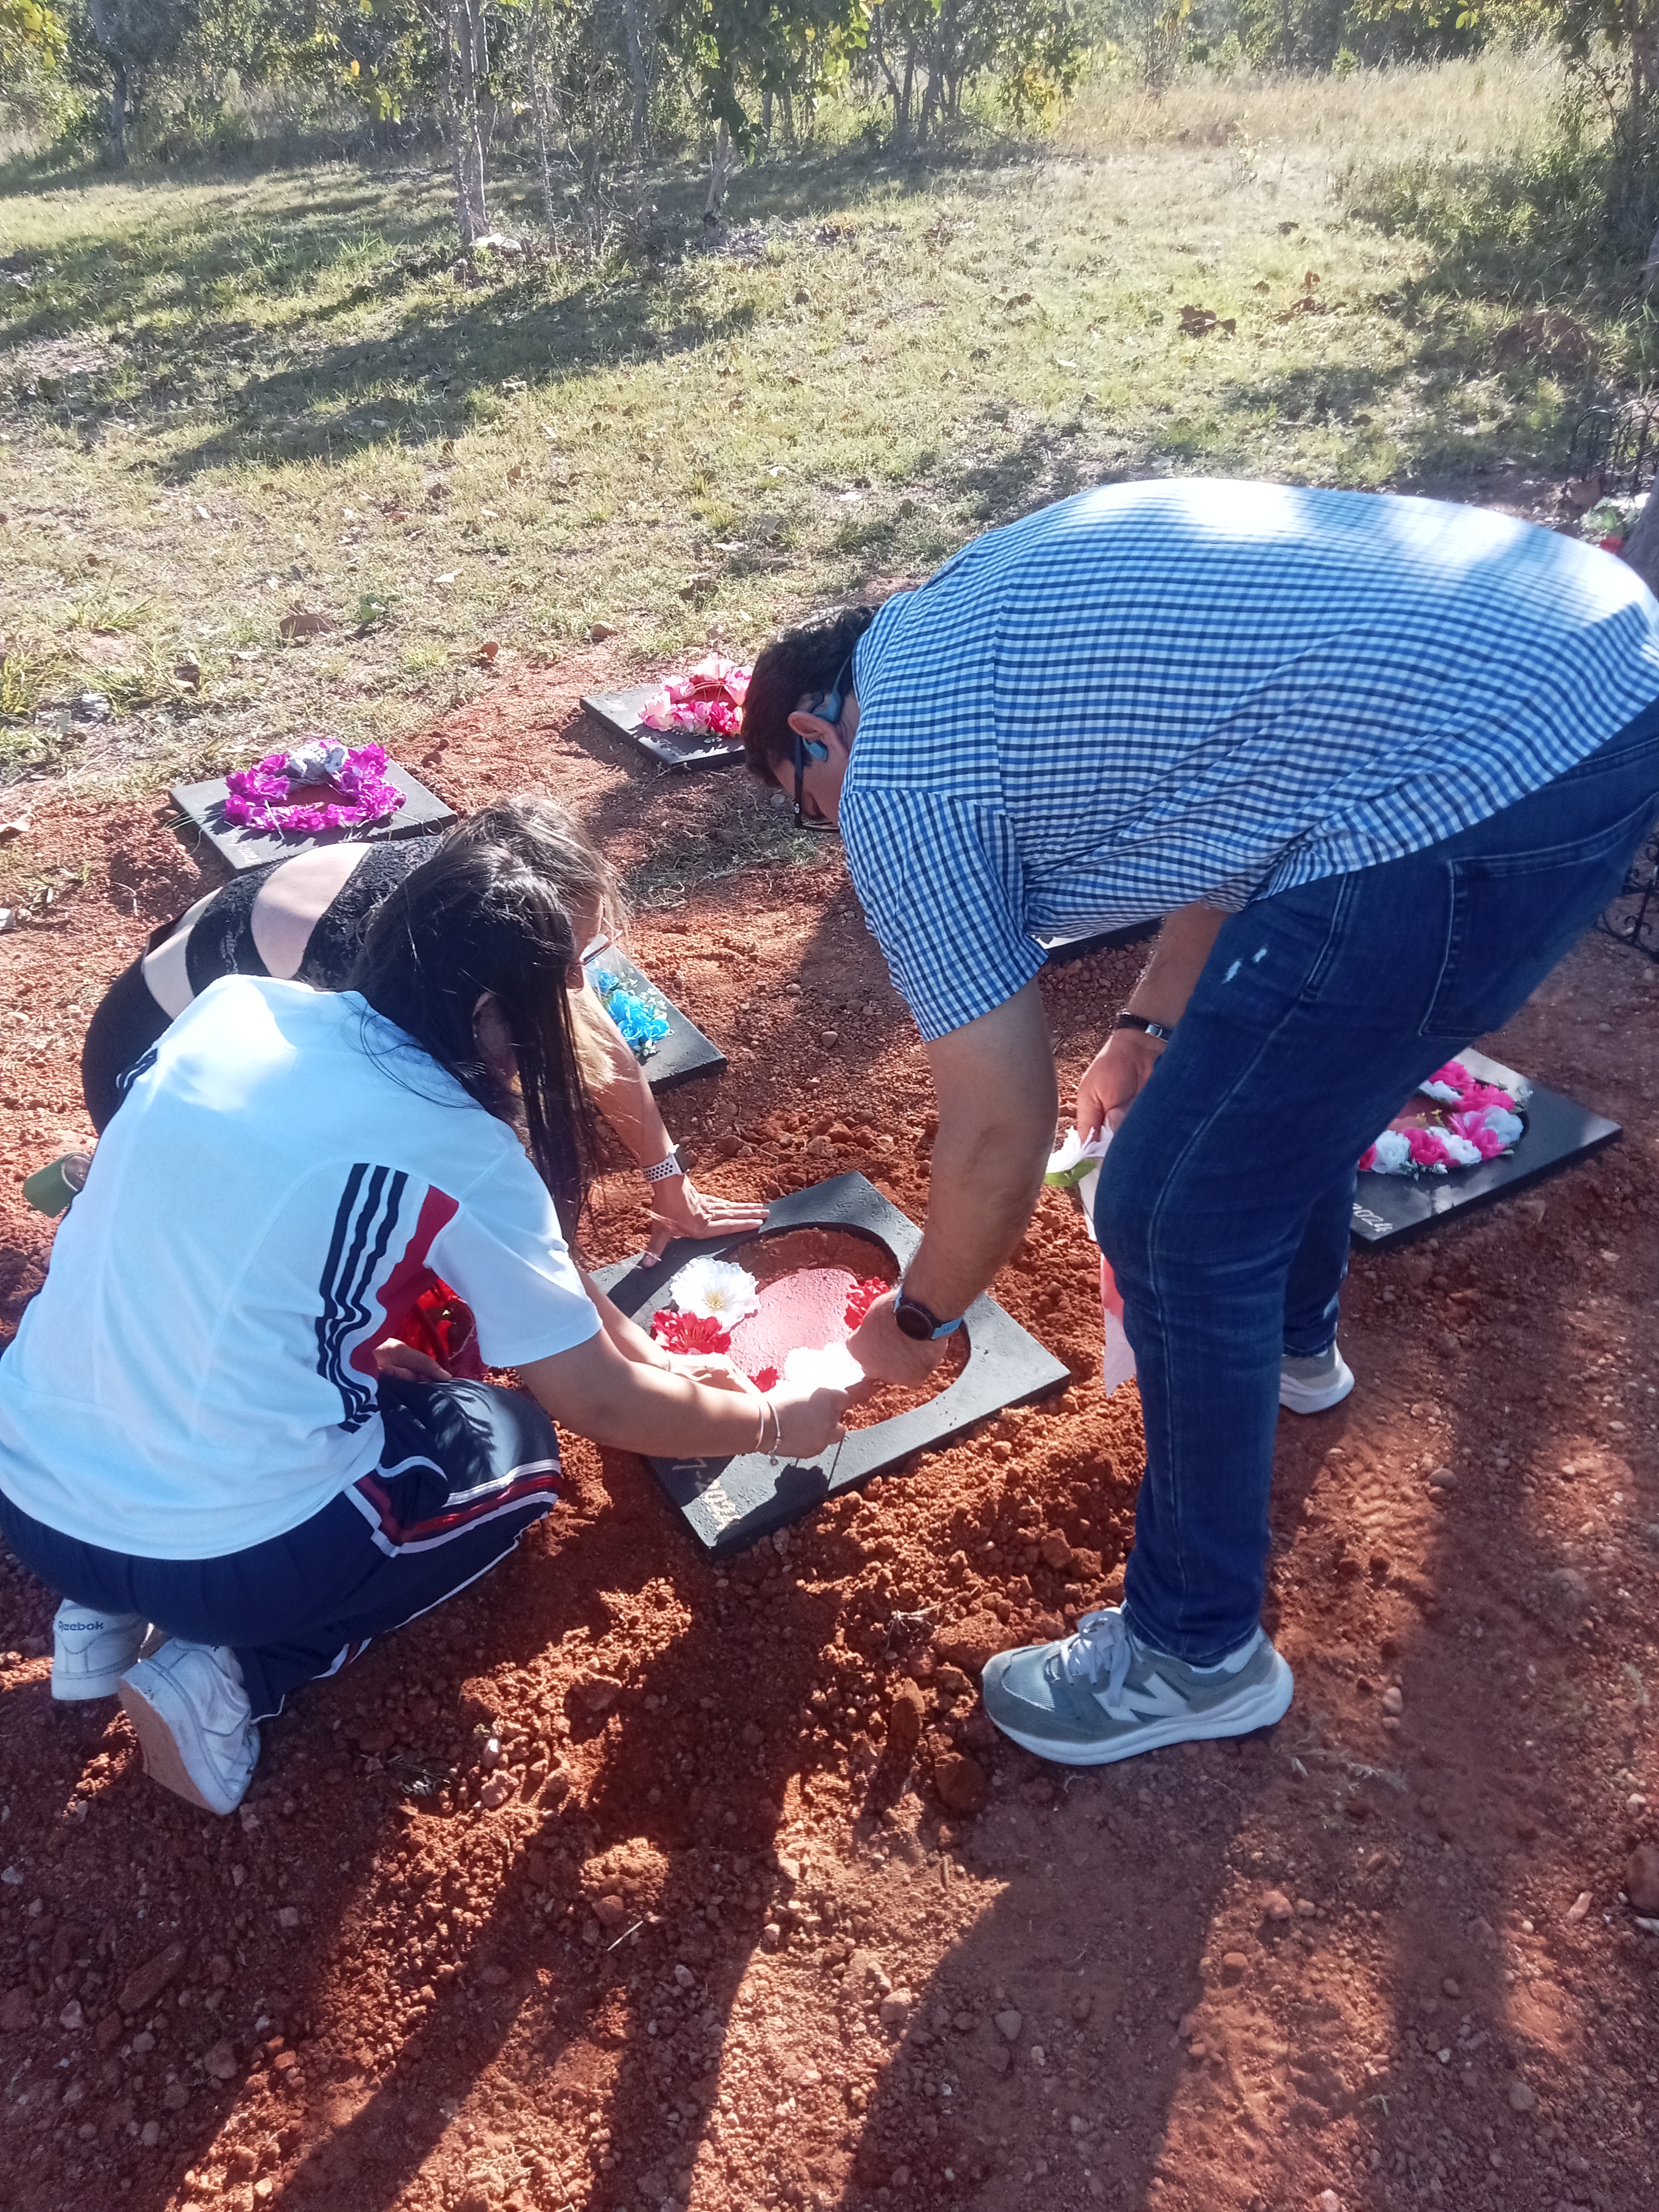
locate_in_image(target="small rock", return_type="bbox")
[891,2166,911,2188]
[1381,1686,1403,1715]
[994,2008,1023,2041]
[1038,1531,1073,1571]
[118,1940,189,2016]
[207,1954,232,1987]
[1427,1468,1456,1490]
[140,2119,161,2148]
[589,621,617,641]
[0,1985,31,2032]
[202,2038,238,2082]
[1317,2193,1342,2212]
[818,1029,839,1048]
[592,1894,628,1930]
[477,1774,515,1811]
[163,2081,189,2110]
[276,1906,300,1930]
[1221,1951,1250,1982]
[934,1613,1020,1678]
[933,1752,988,1815]
[761,1922,783,1951]
[480,1736,504,1771]
[878,1990,912,2027]
[1071,1994,1093,2021]
[573,1675,622,1714]
[933,1665,972,1699]
[1030,2043,1046,2066]
[985,2042,1010,2074]
[1624,1840,1659,1914]
[1565,1890,1593,1923]
[1263,1889,1294,1922]
[887,1680,926,1756]
[1543,1566,1591,1617]
[58,1999,83,2031]
[1508,2078,1536,2112]
[1442,1976,1460,1997]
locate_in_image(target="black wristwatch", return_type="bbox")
[1115,1011,1177,1044]
[893,1287,963,1342]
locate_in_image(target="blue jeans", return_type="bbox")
[1096,700,1659,1664]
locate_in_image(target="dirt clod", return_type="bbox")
[1625,1841,1659,1912]
[116,1940,188,2016]
[934,1751,990,1814]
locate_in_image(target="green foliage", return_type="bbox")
[1,0,67,80]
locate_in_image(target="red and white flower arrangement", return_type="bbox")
[650,1263,886,1400]
[638,655,750,741]
[1359,1059,1528,1177]
[224,737,404,836]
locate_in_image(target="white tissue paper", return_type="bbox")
[1049,1127,1135,1395]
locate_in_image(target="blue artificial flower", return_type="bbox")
[593,968,672,1061]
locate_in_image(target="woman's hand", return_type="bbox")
[1076,1029,1164,1139]
[763,1378,849,1460]
[646,1175,769,1258]
[666,1351,759,1396]
[374,1337,453,1385]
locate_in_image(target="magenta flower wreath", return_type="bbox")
[223,737,404,837]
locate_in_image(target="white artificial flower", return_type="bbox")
[1045,1127,1109,1189]
[1442,1132,1483,1167]
[669,1255,760,1323]
[1368,1129,1413,1174]
[782,1340,865,1390]
[1482,1107,1524,1149]
[1419,1078,1462,1106]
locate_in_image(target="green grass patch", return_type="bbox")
[0,51,1624,807]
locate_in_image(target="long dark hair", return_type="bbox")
[347,798,616,1236]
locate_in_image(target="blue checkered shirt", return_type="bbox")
[841,479,1659,1040]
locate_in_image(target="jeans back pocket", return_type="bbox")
[1423,792,1659,1038]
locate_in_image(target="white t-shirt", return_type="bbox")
[0,977,600,1560]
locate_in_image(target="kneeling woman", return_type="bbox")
[0,822,845,1814]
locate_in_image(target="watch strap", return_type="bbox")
[894,1288,963,1341]
[1115,1011,1176,1044]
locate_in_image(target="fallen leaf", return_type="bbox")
[476,639,500,664]
[279,609,334,642]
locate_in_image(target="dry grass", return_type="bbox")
[0,52,1607,802]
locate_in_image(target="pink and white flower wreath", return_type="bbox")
[224,737,404,837]
[638,655,750,741]
[1359,1060,1527,1177]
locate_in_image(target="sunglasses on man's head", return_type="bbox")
[791,657,850,833]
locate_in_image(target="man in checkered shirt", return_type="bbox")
[741,477,1659,1768]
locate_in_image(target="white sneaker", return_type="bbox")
[51,1599,149,1701]
[118,1641,260,1816]
[1279,1342,1355,1414]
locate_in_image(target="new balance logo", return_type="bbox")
[1094,1671,1188,1722]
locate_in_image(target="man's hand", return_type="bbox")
[646,1176,769,1259]
[845,1290,949,1386]
[1076,1029,1164,1138]
[374,1337,452,1385]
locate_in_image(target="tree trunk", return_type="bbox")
[761,88,774,146]
[108,56,131,167]
[448,0,489,248]
[621,0,651,152]
[525,36,563,248]
[703,119,739,228]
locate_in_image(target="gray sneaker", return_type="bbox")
[980,1606,1294,1766]
[1279,1342,1355,1415]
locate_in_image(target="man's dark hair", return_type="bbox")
[348,798,609,1238]
[741,604,879,780]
